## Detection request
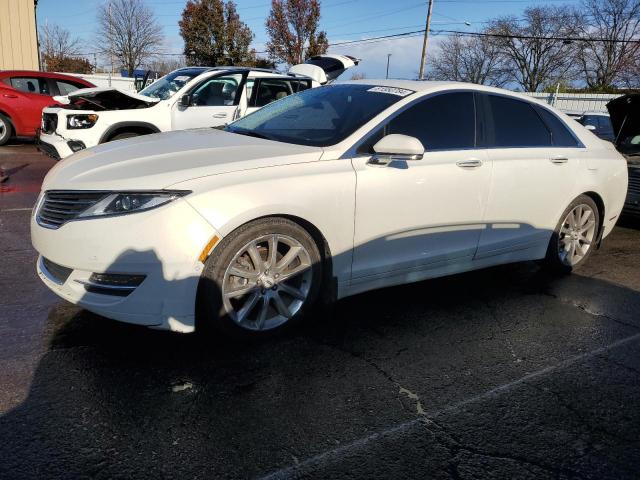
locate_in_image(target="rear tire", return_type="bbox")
[0,114,13,146]
[543,194,600,274]
[197,217,323,339]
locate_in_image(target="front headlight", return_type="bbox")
[78,191,190,219]
[67,114,99,129]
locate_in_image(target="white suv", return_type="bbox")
[38,55,358,159]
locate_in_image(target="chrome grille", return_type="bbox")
[629,166,640,195]
[36,191,108,229]
[41,113,58,134]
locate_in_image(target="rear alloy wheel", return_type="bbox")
[0,114,13,146]
[544,195,599,273]
[198,217,322,337]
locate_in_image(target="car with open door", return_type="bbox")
[31,80,627,337]
[37,54,359,159]
[0,70,94,146]
[607,94,640,216]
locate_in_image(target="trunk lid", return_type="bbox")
[288,54,360,84]
[606,94,640,158]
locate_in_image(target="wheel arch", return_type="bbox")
[582,191,605,238]
[99,121,160,143]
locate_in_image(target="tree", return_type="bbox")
[575,0,640,90]
[39,23,91,73]
[39,23,81,60]
[179,0,255,67]
[97,0,164,76]
[145,57,186,76]
[265,0,328,65]
[42,54,93,74]
[428,33,509,87]
[489,6,579,91]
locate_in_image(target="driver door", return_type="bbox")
[172,72,247,130]
[350,92,491,283]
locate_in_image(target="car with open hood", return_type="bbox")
[37,55,359,160]
[31,80,627,338]
[606,94,640,216]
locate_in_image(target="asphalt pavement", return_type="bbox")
[1,144,639,479]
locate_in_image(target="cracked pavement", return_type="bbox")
[1,144,640,479]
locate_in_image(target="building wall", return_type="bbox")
[0,0,39,71]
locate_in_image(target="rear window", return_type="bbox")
[535,106,580,147]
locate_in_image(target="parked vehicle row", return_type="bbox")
[37,54,359,159]
[31,80,628,338]
[0,70,94,145]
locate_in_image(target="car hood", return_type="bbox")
[606,94,640,158]
[42,128,324,191]
[53,87,159,110]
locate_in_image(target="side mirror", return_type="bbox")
[179,94,191,108]
[370,134,424,165]
[584,124,596,131]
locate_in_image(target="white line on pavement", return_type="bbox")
[0,208,33,212]
[258,331,640,480]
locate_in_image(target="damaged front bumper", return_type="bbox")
[38,131,86,160]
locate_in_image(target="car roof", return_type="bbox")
[0,70,93,84]
[340,79,552,102]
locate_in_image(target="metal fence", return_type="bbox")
[523,92,620,114]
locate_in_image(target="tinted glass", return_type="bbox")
[535,106,580,147]
[483,94,551,147]
[227,84,412,147]
[10,77,49,95]
[382,92,475,150]
[55,80,85,95]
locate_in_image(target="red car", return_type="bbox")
[0,70,94,145]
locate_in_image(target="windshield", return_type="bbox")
[139,68,207,100]
[226,84,414,147]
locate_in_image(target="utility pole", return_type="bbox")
[386,54,392,79]
[418,0,434,80]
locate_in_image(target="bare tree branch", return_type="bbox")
[97,0,164,76]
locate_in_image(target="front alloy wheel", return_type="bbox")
[223,234,313,331]
[198,217,323,337]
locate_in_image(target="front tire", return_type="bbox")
[0,114,13,146]
[197,217,323,338]
[543,195,599,273]
[109,132,141,141]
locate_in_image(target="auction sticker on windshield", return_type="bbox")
[367,86,414,97]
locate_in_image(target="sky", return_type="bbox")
[37,0,583,79]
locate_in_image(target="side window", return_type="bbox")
[290,79,312,93]
[359,92,475,153]
[245,79,255,104]
[254,79,294,107]
[10,77,49,95]
[191,74,242,107]
[480,94,551,148]
[55,80,86,95]
[534,106,580,147]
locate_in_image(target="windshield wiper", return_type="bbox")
[228,128,274,141]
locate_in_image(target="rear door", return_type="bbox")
[245,78,312,115]
[475,94,583,259]
[172,71,247,130]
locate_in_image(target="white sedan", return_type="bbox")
[31,80,628,337]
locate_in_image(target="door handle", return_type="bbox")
[456,158,483,168]
[550,156,569,164]
[2,94,18,98]
[212,113,228,118]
